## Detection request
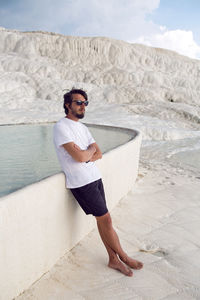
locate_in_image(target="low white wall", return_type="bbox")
[0,130,142,300]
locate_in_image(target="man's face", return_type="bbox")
[67,94,87,119]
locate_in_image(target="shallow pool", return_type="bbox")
[0,123,134,197]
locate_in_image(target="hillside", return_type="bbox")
[0,27,200,136]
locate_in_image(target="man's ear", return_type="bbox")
[65,103,71,109]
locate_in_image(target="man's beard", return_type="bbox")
[71,108,85,119]
[76,112,84,119]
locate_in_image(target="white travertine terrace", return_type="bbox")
[0,27,200,138]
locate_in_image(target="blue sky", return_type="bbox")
[0,0,200,59]
[152,0,200,42]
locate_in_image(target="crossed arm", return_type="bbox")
[62,142,102,163]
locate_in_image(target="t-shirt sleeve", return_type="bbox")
[85,126,95,145]
[53,123,73,148]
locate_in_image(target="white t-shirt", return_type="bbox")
[53,117,101,188]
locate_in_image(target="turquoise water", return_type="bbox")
[142,137,200,173]
[0,123,134,197]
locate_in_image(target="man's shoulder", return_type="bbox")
[54,118,84,132]
[54,117,67,127]
[53,117,67,133]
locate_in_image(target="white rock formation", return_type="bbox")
[0,27,200,139]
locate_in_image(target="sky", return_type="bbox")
[0,0,200,59]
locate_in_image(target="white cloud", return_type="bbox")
[134,29,200,59]
[0,0,160,39]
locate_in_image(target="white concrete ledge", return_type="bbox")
[0,128,142,300]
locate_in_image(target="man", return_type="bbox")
[53,88,143,276]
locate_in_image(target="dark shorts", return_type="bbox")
[70,179,108,217]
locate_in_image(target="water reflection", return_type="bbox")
[0,123,134,198]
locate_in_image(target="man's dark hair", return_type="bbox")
[63,88,88,115]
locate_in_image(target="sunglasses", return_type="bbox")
[72,100,89,106]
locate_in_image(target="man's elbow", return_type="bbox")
[93,152,102,161]
[97,150,103,159]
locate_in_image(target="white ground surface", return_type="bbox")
[1,28,200,299]
[16,165,200,300]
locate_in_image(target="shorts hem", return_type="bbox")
[93,209,108,217]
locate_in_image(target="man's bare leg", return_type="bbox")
[97,220,133,276]
[96,212,143,271]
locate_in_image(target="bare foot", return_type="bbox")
[122,256,143,270]
[108,259,133,276]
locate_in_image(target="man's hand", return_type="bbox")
[88,144,96,153]
[89,143,102,162]
[73,144,81,151]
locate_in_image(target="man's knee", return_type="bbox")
[96,212,112,229]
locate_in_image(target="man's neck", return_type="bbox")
[66,114,79,122]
